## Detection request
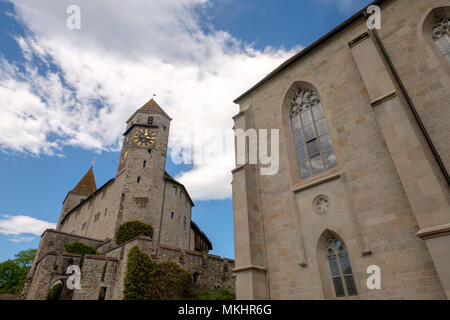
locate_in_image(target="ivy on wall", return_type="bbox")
[123,246,192,300]
[115,221,154,245]
[64,242,99,268]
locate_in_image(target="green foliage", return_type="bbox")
[115,221,153,245]
[196,288,236,300]
[64,242,99,268]
[47,282,63,300]
[123,246,156,300]
[64,242,99,256]
[14,249,37,268]
[123,246,192,300]
[0,249,36,294]
[147,261,192,300]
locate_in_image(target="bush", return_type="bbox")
[64,242,99,268]
[123,246,192,300]
[47,282,63,300]
[115,221,153,245]
[123,246,156,300]
[147,261,192,300]
[196,288,236,300]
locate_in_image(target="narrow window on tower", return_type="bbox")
[173,186,177,196]
[183,216,186,230]
[171,212,174,220]
[148,117,153,125]
[94,212,100,222]
[143,160,147,168]
[137,176,141,184]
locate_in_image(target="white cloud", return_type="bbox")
[0,214,56,236]
[1,0,298,200]
[8,236,36,243]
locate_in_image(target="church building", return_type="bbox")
[232,0,450,299]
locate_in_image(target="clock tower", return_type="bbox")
[114,98,172,242]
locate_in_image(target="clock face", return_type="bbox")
[134,128,157,147]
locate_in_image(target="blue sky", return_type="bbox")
[0,0,372,262]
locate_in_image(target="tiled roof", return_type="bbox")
[71,167,97,195]
[127,98,172,122]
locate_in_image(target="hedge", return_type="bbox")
[115,221,153,245]
[123,246,192,300]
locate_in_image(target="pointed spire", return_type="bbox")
[127,98,172,123]
[71,167,97,195]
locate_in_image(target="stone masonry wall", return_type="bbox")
[232,0,449,300]
[100,236,235,300]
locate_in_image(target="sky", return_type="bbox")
[0,0,373,262]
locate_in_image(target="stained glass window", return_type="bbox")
[327,239,358,297]
[289,88,337,179]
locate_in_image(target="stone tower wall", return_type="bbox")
[116,113,171,245]
[158,181,193,249]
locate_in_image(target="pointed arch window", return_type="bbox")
[327,239,358,297]
[432,16,450,62]
[289,88,337,178]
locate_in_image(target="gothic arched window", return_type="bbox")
[327,239,358,297]
[432,16,450,62]
[289,88,337,179]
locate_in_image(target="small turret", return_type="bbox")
[56,168,97,229]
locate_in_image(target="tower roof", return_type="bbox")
[71,168,97,195]
[127,98,172,123]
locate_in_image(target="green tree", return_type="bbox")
[0,249,36,294]
[14,249,37,268]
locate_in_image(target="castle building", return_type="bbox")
[232,0,450,299]
[22,99,234,300]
